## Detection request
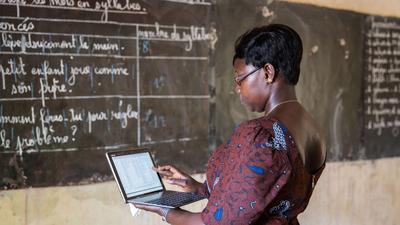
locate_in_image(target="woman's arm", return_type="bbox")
[166,209,204,225]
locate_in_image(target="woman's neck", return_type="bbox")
[264,84,297,115]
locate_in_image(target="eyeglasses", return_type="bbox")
[234,67,262,86]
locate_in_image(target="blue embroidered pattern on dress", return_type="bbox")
[272,122,287,150]
[247,165,265,175]
[256,121,288,151]
[269,200,291,218]
[255,142,273,148]
[214,208,223,221]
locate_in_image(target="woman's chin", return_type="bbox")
[240,101,254,112]
[239,96,257,112]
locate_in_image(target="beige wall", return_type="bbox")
[1,159,399,225]
[1,1,400,225]
[0,174,208,225]
[283,0,400,17]
[299,157,400,225]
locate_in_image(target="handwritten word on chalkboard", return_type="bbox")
[0,0,216,188]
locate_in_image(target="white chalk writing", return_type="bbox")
[0,1,213,164]
[364,16,400,137]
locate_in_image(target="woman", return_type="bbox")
[135,24,326,225]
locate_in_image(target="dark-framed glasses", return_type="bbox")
[234,67,262,86]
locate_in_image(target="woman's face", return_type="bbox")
[233,58,269,112]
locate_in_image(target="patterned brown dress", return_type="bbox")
[199,117,325,225]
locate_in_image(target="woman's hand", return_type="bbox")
[134,204,205,225]
[153,165,202,193]
[133,204,164,216]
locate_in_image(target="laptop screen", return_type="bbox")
[111,152,163,198]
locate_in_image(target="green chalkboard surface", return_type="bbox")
[0,0,215,188]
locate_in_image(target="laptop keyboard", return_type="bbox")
[146,191,204,208]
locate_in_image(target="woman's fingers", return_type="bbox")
[153,165,185,178]
[133,204,162,214]
[153,166,171,175]
[153,168,173,177]
[167,166,181,174]
[153,165,174,173]
[157,165,183,174]
[134,204,152,210]
[166,178,189,187]
[152,165,197,191]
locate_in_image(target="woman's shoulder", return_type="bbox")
[269,104,327,174]
[238,116,289,134]
[232,117,270,139]
[232,117,291,149]
[235,116,278,131]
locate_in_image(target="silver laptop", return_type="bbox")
[106,148,205,208]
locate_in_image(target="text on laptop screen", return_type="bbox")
[112,152,163,198]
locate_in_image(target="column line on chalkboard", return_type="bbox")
[0,3,148,15]
[141,95,210,99]
[0,95,211,101]
[160,0,212,5]
[141,136,199,145]
[0,16,201,29]
[0,143,134,153]
[142,56,209,60]
[15,0,19,17]
[0,52,209,60]
[0,136,200,154]
[3,30,139,40]
[2,30,212,43]
[136,24,141,146]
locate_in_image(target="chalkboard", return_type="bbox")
[362,15,400,158]
[0,0,216,188]
[2,0,400,190]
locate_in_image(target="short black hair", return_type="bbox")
[233,24,303,85]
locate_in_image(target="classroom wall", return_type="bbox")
[2,159,399,225]
[1,0,399,225]
[0,174,208,225]
[284,0,400,17]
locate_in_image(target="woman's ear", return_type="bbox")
[263,63,276,84]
